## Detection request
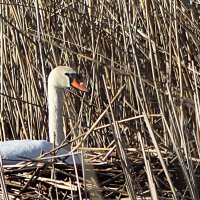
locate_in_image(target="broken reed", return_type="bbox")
[0,0,200,199]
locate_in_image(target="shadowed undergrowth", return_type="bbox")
[0,0,200,199]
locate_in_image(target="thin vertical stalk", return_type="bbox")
[0,0,6,141]
[35,0,47,97]
[0,155,9,200]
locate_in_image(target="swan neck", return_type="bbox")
[48,85,65,146]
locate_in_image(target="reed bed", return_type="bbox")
[0,0,200,199]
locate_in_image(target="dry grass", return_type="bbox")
[0,0,200,199]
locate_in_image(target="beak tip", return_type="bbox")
[71,79,89,93]
[81,86,89,93]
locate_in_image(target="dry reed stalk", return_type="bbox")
[0,154,9,200]
[0,0,200,199]
[103,75,136,199]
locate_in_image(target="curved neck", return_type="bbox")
[48,85,65,146]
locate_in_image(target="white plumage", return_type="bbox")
[0,140,78,165]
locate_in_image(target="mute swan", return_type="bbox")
[0,66,88,164]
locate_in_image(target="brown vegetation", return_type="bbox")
[0,0,200,199]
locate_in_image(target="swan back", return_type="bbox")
[0,140,81,164]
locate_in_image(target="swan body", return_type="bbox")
[0,66,88,165]
[0,140,77,165]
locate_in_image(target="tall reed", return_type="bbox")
[0,0,200,199]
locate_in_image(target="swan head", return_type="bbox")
[48,66,88,92]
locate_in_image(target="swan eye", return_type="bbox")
[65,73,82,83]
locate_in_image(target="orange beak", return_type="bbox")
[71,79,88,92]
